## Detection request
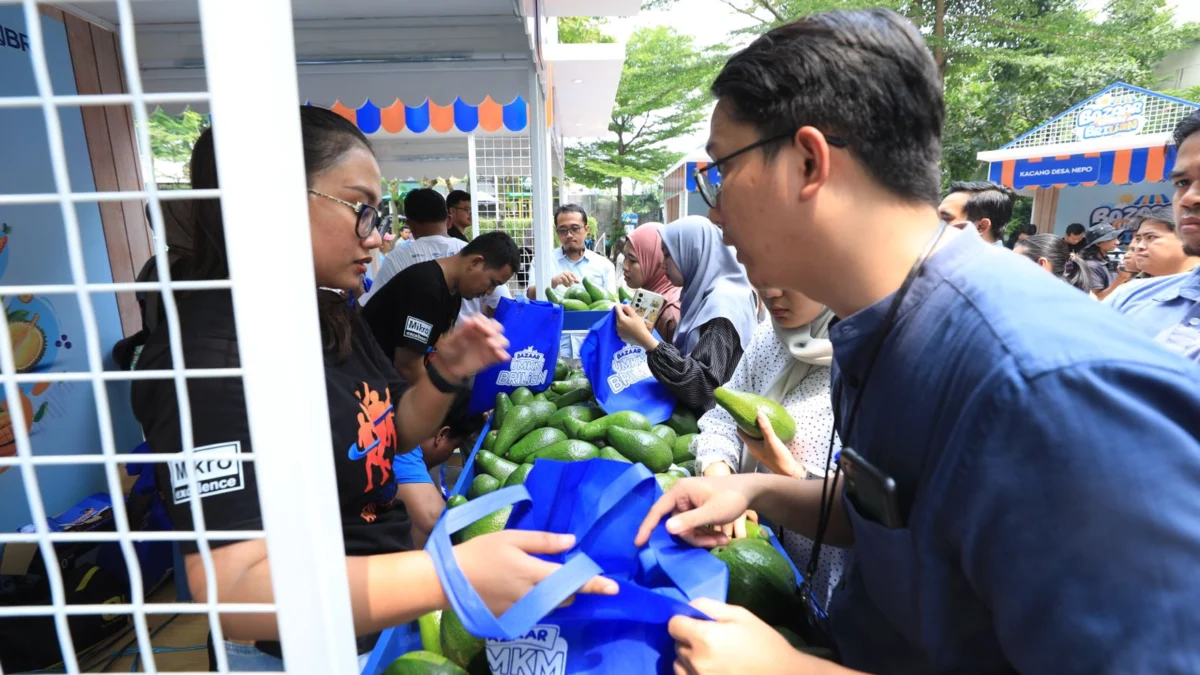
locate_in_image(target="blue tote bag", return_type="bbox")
[427,459,729,675]
[469,298,564,415]
[578,310,676,425]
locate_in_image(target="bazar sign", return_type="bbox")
[1074,93,1145,141]
[1013,155,1100,187]
[1090,194,1172,229]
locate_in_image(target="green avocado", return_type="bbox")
[547,404,602,432]
[599,446,632,463]
[382,651,467,675]
[578,411,652,442]
[503,462,534,487]
[554,360,570,381]
[417,610,443,655]
[507,427,569,463]
[583,277,615,303]
[510,387,534,406]
[440,609,484,671]
[565,284,593,304]
[545,286,565,305]
[711,538,798,625]
[524,439,600,463]
[673,434,697,463]
[493,405,539,457]
[456,505,512,544]
[650,424,678,449]
[665,407,700,436]
[467,474,500,500]
[606,426,673,472]
[482,430,498,451]
[474,450,519,483]
[494,393,513,427]
[562,299,590,312]
[713,387,796,443]
[527,400,558,427]
[618,286,634,303]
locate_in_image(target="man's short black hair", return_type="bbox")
[443,389,486,442]
[1065,222,1086,237]
[461,231,520,272]
[711,9,944,205]
[446,190,471,210]
[948,181,1016,240]
[1172,110,1200,147]
[404,188,448,225]
[555,204,588,227]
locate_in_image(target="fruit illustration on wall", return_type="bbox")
[1,294,62,475]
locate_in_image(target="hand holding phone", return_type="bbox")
[631,288,666,330]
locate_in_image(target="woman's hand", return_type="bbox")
[434,315,510,381]
[738,413,802,479]
[455,531,618,615]
[615,305,657,351]
[635,474,761,548]
[670,599,839,675]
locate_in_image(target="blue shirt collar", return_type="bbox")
[1152,266,1200,303]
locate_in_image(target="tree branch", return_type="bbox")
[719,0,772,24]
[754,0,784,22]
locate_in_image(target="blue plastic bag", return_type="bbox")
[427,459,728,675]
[469,297,563,415]
[579,310,676,425]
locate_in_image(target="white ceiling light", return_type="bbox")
[573,78,584,84]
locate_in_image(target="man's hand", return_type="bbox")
[551,271,580,288]
[738,413,802,479]
[700,463,756,539]
[615,305,657,351]
[434,315,510,381]
[670,599,838,675]
[455,531,618,615]
[635,474,761,548]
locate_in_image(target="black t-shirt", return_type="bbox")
[131,291,413,558]
[448,226,469,243]
[360,260,462,365]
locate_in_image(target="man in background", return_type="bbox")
[447,189,472,242]
[937,180,1016,245]
[361,188,509,317]
[1064,222,1086,252]
[361,231,519,386]
[525,204,617,299]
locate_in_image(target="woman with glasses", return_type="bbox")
[131,106,614,671]
[615,215,758,415]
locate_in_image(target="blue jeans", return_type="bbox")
[223,641,371,672]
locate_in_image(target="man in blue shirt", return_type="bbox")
[1144,110,1200,363]
[637,10,1200,675]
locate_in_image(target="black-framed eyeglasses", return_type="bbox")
[694,131,847,209]
[556,225,586,236]
[308,189,387,239]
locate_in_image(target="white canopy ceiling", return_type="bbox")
[60,0,629,138]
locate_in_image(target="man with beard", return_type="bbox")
[526,203,616,299]
[636,9,1200,675]
[1113,110,1200,362]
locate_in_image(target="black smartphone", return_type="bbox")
[838,447,904,529]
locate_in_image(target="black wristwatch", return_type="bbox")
[426,360,468,394]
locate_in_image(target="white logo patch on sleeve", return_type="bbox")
[404,316,434,343]
[169,442,245,505]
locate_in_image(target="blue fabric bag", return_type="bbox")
[469,297,563,415]
[578,310,676,425]
[427,459,728,675]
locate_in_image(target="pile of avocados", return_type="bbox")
[383,361,821,675]
[543,278,634,312]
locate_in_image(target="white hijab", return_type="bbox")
[764,307,835,404]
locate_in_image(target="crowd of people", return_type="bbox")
[121,6,1200,674]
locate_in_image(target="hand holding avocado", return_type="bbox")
[737,412,802,479]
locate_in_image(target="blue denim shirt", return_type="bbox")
[1105,267,1200,339]
[827,230,1200,674]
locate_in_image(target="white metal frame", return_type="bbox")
[0,0,357,672]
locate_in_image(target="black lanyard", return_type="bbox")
[802,220,949,624]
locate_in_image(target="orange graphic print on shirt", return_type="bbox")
[347,382,397,493]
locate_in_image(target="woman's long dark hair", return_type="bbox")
[1016,234,1092,292]
[188,106,374,361]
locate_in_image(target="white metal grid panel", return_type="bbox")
[475,133,534,295]
[1003,84,1200,150]
[0,0,356,672]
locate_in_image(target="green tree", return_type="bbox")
[558,16,617,44]
[147,109,209,184]
[564,26,714,235]
[643,0,1197,188]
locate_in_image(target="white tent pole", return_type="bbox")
[530,66,554,300]
[468,132,480,239]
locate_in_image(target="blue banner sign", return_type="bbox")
[1013,155,1101,188]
